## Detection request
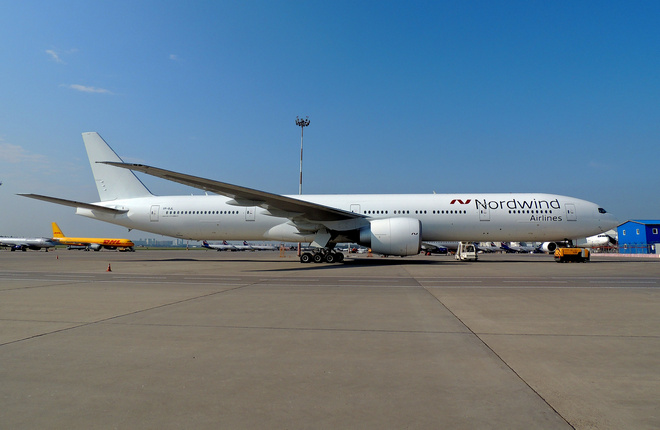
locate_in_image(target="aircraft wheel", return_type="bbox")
[336,252,344,262]
[300,252,313,263]
[325,252,336,264]
[313,253,324,263]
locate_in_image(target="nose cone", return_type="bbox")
[598,207,619,232]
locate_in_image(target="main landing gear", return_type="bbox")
[300,248,345,264]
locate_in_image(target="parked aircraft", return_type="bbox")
[245,241,279,251]
[575,232,617,248]
[203,240,277,251]
[478,242,502,253]
[234,241,256,251]
[202,240,237,251]
[535,230,618,253]
[20,132,619,264]
[421,241,457,255]
[0,237,57,251]
[501,242,537,253]
[51,222,135,251]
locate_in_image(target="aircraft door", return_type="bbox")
[350,204,361,214]
[150,205,159,222]
[566,204,577,221]
[245,207,256,221]
[479,207,490,221]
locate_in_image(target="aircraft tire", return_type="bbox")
[325,253,336,264]
[300,252,312,263]
[313,253,324,263]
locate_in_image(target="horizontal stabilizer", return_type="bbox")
[18,194,128,214]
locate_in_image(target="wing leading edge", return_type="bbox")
[101,162,363,223]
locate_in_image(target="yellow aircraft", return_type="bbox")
[52,222,135,252]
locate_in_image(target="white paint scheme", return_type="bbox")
[0,237,57,251]
[20,133,619,259]
[202,240,238,251]
[576,232,616,248]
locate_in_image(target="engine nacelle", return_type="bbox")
[540,242,558,253]
[90,243,102,251]
[359,217,421,256]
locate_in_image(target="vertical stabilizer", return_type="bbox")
[82,132,153,201]
[52,222,64,238]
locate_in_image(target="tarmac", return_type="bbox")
[0,249,658,429]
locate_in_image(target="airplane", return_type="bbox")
[202,240,237,251]
[244,241,279,251]
[478,242,502,253]
[575,231,617,248]
[501,241,537,253]
[533,229,618,253]
[421,241,457,255]
[0,236,58,251]
[20,132,619,264]
[234,241,256,251]
[51,222,135,251]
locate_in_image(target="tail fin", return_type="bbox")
[202,240,210,248]
[82,132,153,201]
[52,222,65,238]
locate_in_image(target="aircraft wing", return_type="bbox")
[102,162,364,222]
[18,194,128,214]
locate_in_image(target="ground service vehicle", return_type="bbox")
[554,247,590,263]
[456,242,478,261]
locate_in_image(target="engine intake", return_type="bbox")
[540,242,558,253]
[359,217,421,256]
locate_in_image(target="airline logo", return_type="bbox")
[475,198,561,210]
[102,240,128,245]
[450,198,562,210]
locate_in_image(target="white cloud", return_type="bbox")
[64,84,113,94]
[169,54,179,61]
[46,49,64,63]
[0,142,46,164]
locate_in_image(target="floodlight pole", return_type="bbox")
[295,116,310,195]
[295,116,310,257]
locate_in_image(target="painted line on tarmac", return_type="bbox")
[591,280,658,284]
[503,280,568,283]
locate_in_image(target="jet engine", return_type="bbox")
[539,242,558,253]
[359,217,421,256]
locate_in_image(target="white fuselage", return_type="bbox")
[0,237,57,249]
[76,193,617,244]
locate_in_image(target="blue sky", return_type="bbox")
[1,1,658,238]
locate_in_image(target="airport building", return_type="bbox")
[617,220,660,254]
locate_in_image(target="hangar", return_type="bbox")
[617,220,660,254]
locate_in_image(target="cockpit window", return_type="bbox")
[598,208,607,214]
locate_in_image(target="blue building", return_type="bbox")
[617,220,660,254]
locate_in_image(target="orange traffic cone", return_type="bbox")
[106,263,112,272]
